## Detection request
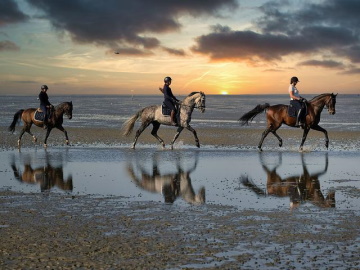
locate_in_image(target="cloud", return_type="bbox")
[192,0,360,66]
[341,68,360,74]
[162,47,186,56]
[0,0,29,26]
[0,40,20,51]
[26,0,237,54]
[298,60,344,69]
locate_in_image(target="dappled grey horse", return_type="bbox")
[122,91,206,149]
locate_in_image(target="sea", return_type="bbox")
[1,94,359,131]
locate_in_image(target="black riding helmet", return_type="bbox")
[41,85,48,90]
[164,77,172,83]
[290,77,299,84]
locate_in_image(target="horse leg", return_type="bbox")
[170,127,184,150]
[56,125,70,145]
[18,125,37,148]
[43,128,52,148]
[299,127,310,152]
[271,130,283,147]
[258,128,271,151]
[186,125,200,148]
[151,122,165,148]
[132,122,150,149]
[17,127,26,148]
[310,125,329,149]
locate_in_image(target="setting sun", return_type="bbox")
[220,91,229,95]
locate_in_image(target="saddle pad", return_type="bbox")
[287,104,297,118]
[162,104,171,116]
[34,110,45,121]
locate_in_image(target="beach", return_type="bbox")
[1,124,360,269]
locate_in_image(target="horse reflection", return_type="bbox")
[241,153,335,209]
[127,153,205,204]
[10,153,73,192]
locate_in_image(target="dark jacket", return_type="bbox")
[163,84,179,111]
[39,91,51,107]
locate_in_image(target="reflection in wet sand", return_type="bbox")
[10,151,73,193]
[241,152,335,209]
[127,152,205,204]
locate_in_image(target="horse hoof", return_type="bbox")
[44,144,47,148]
[66,140,69,145]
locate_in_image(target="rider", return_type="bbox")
[38,85,52,129]
[288,76,306,127]
[160,76,180,126]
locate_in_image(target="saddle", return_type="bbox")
[288,103,307,118]
[161,103,172,116]
[34,108,46,122]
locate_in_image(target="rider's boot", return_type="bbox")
[43,118,48,129]
[170,110,177,126]
[296,109,304,128]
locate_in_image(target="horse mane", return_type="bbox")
[309,93,332,102]
[55,101,72,109]
[188,91,200,97]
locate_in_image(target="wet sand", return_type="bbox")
[1,126,360,269]
[2,126,360,151]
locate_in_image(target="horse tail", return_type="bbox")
[122,109,143,136]
[239,103,270,126]
[8,109,24,133]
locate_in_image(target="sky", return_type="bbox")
[1,0,360,96]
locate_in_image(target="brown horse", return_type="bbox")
[8,102,73,148]
[122,92,206,149]
[239,93,337,151]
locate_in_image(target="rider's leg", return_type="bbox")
[296,108,304,126]
[170,110,177,126]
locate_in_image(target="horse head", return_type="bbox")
[62,101,73,119]
[326,93,337,115]
[185,91,206,113]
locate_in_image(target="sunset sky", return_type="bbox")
[1,0,359,95]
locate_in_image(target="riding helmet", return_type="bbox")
[290,77,299,83]
[164,76,172,83]
[41,85,48,90]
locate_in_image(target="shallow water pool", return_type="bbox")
[1,147,359,210]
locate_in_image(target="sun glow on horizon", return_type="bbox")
[220,91,229,95]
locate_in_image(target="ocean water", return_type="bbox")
[1,94,359,131]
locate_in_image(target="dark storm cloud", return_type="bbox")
[26,0,237,54]
[0,0,29,26]
[192,0,360,66]
[0,40,20,51]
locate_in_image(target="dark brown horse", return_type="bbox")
[239,93,337,151]
[8,102,73,148]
